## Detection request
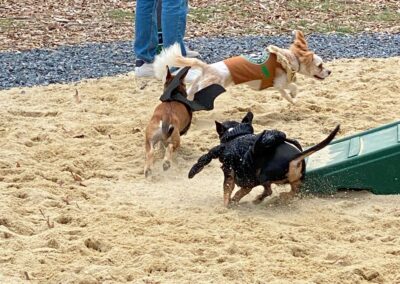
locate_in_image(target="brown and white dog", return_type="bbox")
[144,67,192,177]
[154,31,331,104]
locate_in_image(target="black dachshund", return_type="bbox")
[188,112,340,206]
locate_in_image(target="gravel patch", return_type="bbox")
[1,33,399,90]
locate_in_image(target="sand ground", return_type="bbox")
[1,57,400,283]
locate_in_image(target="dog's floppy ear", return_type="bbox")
[165,65,172,81]
[215,121,226,137]
[292,30,308,51]
[241,111,254,124]
[290,30,314,64]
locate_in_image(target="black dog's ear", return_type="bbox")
[241,111,254,124]
[165,66,172,81]
[215,121,226,137]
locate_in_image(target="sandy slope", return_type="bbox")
[0,57,400,283]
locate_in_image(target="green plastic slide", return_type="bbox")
[304,121,400,194]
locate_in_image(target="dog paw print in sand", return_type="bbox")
[55,215,73,225]
[387,249,400,256]
[289,245,310,258]
[84,238,110,253]
[94,94,118,104]
[323,253,352,266]
[145,261,174,274]
[0,164,27,182]
[0,218,14,239]
[353,268,383,282]
[0,217,35,236]
[93,125,114,136]
[47,239,60,249]
[28,134,54,146]
[306,104,323,113]
[8,110,59,118]
[14,191,29,199]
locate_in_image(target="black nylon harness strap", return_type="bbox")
[220,123,254,143]
[159,67,226,112]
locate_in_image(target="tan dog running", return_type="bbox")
[154,31,331,104]
[144,66,225,177]
[144,67,192,177]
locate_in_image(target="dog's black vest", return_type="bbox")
[159,67,226,135]
[159,67,226,112]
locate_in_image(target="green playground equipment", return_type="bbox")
[304,120,400,195]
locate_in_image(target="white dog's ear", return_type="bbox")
[292,30,308,51]
[241,111,254,124]
[290,30,314,64]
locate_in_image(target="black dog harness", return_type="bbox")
[159,67,225,135]
[159,67,226,112]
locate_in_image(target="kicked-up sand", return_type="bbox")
[0,57,400,283]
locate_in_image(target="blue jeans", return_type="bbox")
[134,0,187,63]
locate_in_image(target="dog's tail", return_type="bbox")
[150,117,175,146]
[290,125,340,166]
[161,119,175,140]
[154,43,208,81]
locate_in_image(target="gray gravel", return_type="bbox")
[1,33,399,90]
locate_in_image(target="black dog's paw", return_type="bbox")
[188,165,203,179]
[163,160,171,171]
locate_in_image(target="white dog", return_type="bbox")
[154,31,331,104]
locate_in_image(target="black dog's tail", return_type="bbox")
[290,125,340,165]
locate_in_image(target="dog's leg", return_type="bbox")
[163,130,180,171]
[287,83,298,98]
[274,69,295,104]
[231,187,252,206]
[253,182,272,204]
[187,76,201,100]
[289,180,302,196]
[279,180,302,200]
[188,145,224,178]
[223,169,235,207]
[144,140,155,177]
[163,143,173,171]
[278,89,295,105]
[189,71,224,100]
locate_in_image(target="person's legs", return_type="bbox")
[134,0,158,63]
[178,0,188,46]
[177,0,199,58]
[161,0,188,56]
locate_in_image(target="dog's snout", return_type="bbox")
[327,70,332,75]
